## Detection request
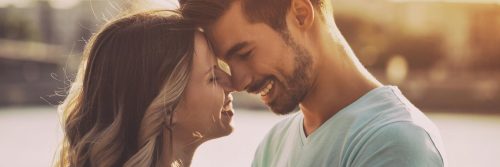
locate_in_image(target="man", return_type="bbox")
[181,0,447,166]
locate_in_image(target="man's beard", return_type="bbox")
[268,31,313,115]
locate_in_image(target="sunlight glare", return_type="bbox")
[0,0,31,8]
[390,0,500,4]
[49,0,80,9]
[143,0,179,9]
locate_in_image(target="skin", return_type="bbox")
[160,32,234,166]
[206,0,382,137]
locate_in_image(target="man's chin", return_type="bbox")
[268,101,299,115]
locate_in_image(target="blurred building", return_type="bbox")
[0,0,113,106]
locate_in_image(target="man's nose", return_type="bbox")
[229,66,251,92]
[223,81,235,94]
[216,69,235,93]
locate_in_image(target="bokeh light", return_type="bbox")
[386,55,409,85]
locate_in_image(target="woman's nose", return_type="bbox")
[221,75,235,94]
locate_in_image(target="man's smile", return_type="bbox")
[247,77,277,97]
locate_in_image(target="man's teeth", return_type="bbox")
[259,80,274,96]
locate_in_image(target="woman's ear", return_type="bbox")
[169,101,184,126]
[290,0,315,31]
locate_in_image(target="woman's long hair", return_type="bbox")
[56,10,196,167]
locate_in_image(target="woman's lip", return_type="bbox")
[222,110,234,117]
[222,100,233,115]
[223,94,233,106]
[222,94,234,117]
[224,100,232,107]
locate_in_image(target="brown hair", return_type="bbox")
[56,10,196,167]
[181,0,328,31]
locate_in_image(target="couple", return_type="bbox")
[57,0,446,166]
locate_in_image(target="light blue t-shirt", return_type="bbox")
[252,86,446,167]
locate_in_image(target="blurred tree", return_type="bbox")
[336,14,444,70]
[383,33,444,70]
[469,7,500,71]
[0,5,40,41]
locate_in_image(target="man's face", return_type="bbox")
[206,1,314,115]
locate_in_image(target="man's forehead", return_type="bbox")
[204,29,226,58]
[205,1,249,57]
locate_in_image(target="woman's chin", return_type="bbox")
[221,124,234,136]
[218,110,234,136]
[206,123,234,139]
[217,122,234,137]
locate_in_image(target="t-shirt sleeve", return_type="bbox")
[252,138,267,167]
[351,122,444,167]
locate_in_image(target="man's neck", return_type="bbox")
[300,30,382,136]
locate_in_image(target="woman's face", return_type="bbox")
[175,32,234,140]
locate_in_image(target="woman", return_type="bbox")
[56,10,234,167]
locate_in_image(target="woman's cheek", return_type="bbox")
[211,87,225,112]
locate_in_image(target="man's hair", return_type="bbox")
[181,0,327,31]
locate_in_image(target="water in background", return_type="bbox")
[1,107,499,167]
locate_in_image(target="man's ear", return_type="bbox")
[290,0,315,30]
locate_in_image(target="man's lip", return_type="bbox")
[247,78,272,94]
[261,80,276,102]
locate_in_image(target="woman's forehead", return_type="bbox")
[193,32,217,72]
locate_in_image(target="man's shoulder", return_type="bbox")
[373,121,434,143]
[352,121,445,166]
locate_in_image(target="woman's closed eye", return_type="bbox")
[208,67,232,88]
[209,76,219,83]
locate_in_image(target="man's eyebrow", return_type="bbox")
[224,42,248,60]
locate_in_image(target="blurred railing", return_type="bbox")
[0,39,64,64]
[0,39,67,106]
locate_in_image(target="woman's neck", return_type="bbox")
[159,128,204,167]
[162,147,197,167]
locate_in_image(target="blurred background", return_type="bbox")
[0,0,499,166]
